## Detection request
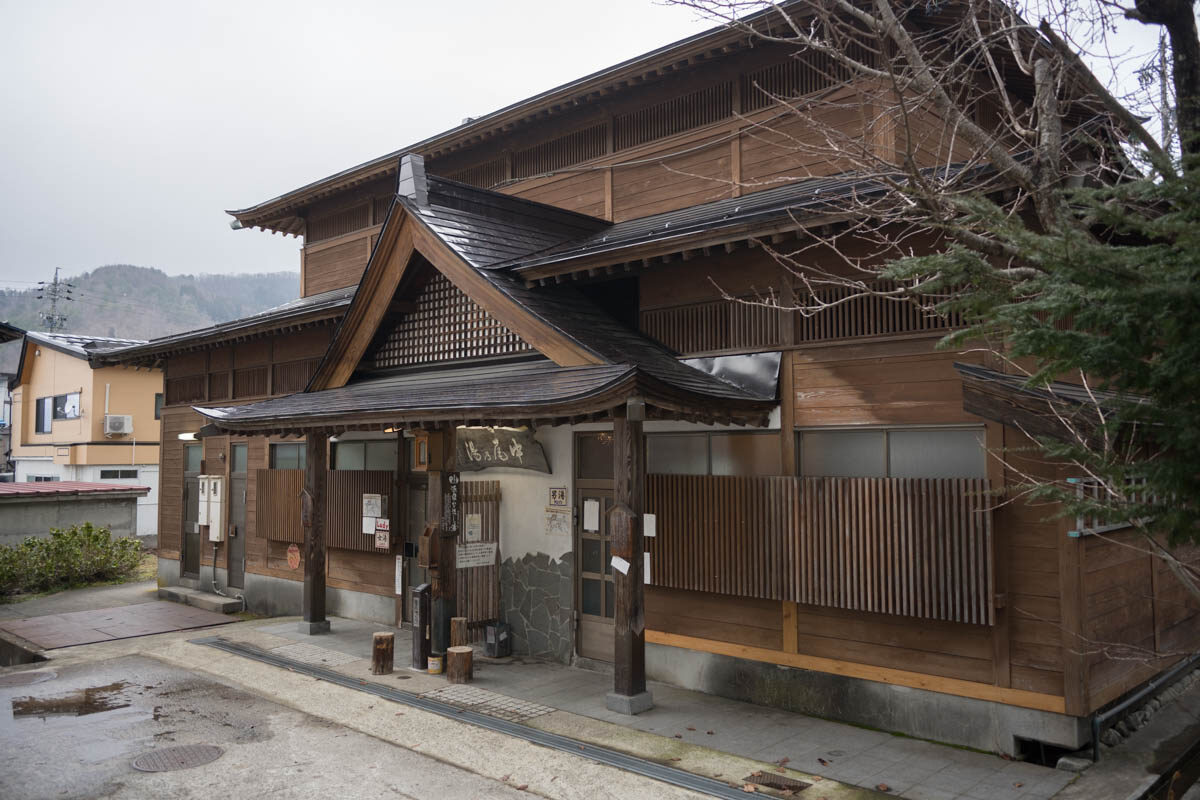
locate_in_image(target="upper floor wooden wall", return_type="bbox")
[298,43,983,297]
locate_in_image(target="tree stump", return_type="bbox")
[451,616,469,648]
[447,645,473,684]
[371,632,394,675]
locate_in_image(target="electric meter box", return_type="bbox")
[198,475,226,542]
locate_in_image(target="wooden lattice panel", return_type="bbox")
[614,82,733,150]
[371,273,533,368]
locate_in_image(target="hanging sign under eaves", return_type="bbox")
[456,427,550,474]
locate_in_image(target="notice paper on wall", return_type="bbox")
[362,516,376,534]
[362,493,382,518]
[583,499,600,532]
[464,512,482,543]
[611,555,630,575]
[643,513,656,537]
[374,518,390,549]
[644,552,651,585]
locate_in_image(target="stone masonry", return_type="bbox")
[500,552,573,663]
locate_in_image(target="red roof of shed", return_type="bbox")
[0,481,151,498]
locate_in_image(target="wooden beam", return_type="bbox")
[607,403,652,714]
[300,432,330,634]
[645,630,1067,713]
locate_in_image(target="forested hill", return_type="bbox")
[0,264,300,373]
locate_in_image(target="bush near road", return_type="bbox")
[0,523,143,596]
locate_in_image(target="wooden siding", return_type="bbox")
[646,474,993,625]
[304,233,374,297]
[646,586,782,651]
[792,340,981,426]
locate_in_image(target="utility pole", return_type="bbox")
[36,268,74,332]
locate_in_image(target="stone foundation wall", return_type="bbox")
[500,552,573,663]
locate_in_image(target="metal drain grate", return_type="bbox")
[743,772,811,793]
[0,670,56,687]
[132,744,224,772]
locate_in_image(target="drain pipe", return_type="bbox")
[210,543,246,612]
[1091,651,1200,763]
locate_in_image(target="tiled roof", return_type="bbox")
[0,481,151,498]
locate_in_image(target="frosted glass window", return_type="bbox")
[333,442,365,471]
[647,434,708,474]
[270,443,306,470]
[711,433,781,476]
[230,444,248,474]
[800,431,885,477]
[888,429,985,479]
[184,444,203,474]
[365,441,398,471]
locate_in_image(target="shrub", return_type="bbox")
[0,523,143,596]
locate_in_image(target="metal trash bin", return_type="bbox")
[411,583,431,671]
[484,621,511,658]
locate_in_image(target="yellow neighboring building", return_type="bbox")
[10,332,162,538]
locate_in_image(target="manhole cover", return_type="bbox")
[0,670,56,687]
[744,772,811,793]
[132,745,224,772]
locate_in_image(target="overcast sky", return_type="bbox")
[0,1,1163,289]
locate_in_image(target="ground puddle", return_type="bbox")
[11,680,133,718]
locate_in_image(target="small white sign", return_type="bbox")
[583,499,600,532]
[395,556,404,595]
[610,555,630,575]
[643,513,656,538]
[362,493,382,518]
[374,521,389,549]
[456,541,498,569]
[644,552,652,585]
[362,516,376,534]
[465,512,482,543]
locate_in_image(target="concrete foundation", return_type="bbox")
[605,690,654,715]
[646,641,1089,755]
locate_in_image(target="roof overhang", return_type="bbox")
[195,362,773,437]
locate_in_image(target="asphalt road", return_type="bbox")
[0,655,531,799]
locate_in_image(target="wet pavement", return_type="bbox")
[0,654,532,799]
[0,602,232,649]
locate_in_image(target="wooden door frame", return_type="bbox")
[573,430,616,661]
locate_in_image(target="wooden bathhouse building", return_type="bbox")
[99,6,1199,756]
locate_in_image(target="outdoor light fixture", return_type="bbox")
[177,432,197,441]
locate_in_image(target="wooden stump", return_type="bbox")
[371,632,394,675]
[447,645,473,684]
[451,616,469,648]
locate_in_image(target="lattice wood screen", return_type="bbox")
[513,124,608,179]
[614,82,734,150]
[308,204,370,244]
[371,272,533,368]
[448,158,508,189]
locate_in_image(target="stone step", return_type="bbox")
[158,585,241,614]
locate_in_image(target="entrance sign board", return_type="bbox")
[456,427,549,473]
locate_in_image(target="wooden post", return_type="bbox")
[300,432,330,634]
[447,645,473,684]
[606,401,653,714]
[371,632,394,675]
[430,426,459,660]
[451,616,469,648]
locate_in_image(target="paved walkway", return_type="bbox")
[247,617,1078,800]
[1,604,232,649]
[0,579,159,620]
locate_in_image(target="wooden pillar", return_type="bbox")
[300,432,330,634]
[429,426,459,659]
[606,401,653,714]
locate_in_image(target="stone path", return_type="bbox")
[0,602,232,649]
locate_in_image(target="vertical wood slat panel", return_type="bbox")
[645,475,994,625]
[455,481,501,641]
[255,469,393,553]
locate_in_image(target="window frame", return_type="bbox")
[154,393,164,420]
[34,397,52,433]
[100,468,139,479]
[269,442,307,470]
[796,424,987,479]
[646,429,782,477]
[52,392,81,421]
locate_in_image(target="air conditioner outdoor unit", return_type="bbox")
[103,414,133,436]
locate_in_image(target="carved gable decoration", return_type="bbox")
[369,272,533,369]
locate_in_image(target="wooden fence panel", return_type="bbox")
[255,469,395,554]
[455,480,501,641]
[646,475,994,625]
